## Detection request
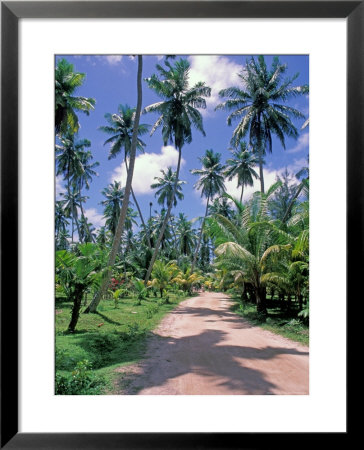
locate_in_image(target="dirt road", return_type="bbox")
[116,292,309,395]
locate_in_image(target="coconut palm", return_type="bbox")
[151,167,186,208]
[148,260,179,298]
[190,149,226,272]
[56,135,90,198]
[56,243,107,332]
[78,215,96,243]
[209,182,283,314]
[99,104,151,247]
[216,55,308,193]
[96,226,109,249]
[55,200,69,240]
[143,58,211,284]
[176,213,196,257]
[101,181,125,236]
[60,187,87,243]
[85,55,143,313]
[208,197,234,220]
[74,148,99,242]
[55,58,95,135]
[224,142,259,203]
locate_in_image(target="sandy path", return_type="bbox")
[116,292,309,395]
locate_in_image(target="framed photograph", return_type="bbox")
[1,1,358,447]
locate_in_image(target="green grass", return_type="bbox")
[55,292,191,393]
[229,298,309,346]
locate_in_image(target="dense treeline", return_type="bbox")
[55,55,309,333]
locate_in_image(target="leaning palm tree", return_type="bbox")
[216,55,308,193]
[143,58,211,284]
[85,55,143,314]
[224,142,259,203]
[151,167,186,208]
[190,149,226,272]
[55,58,95,135]
[99,104,151,247]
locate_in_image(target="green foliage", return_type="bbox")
[132,279,148,300]
[146,303,159,318]
[55,360,106,395]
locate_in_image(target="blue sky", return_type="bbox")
[56,54,309,230]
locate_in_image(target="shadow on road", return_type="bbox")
[118,328,308,395]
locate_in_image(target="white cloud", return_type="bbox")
[84,208,105,229]
[225,159,307,202]
[287,133,309,154]
[102,55,123,65]
[188,55,243,114]
[111,145,185,195]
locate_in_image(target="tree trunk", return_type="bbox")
[191,194,210,273]
[124,157,151,249]
[84,56,143,313]
[68,284,84,332]
[255,286,267,316]
[144,146,182,285]
[240,185,244,204]
[258,149,264,194]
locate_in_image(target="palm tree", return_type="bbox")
[99,104,151,247]
[208,196,234,220]
[60,187,86,243]
[55,58,95,135]
[216,55,308,193]
[151,167,186,208]
[78,215,96,243]
[282,159,309,223]
[143,58,211,284]
[96,226,109,249]
[56,134,89,198]
[55,200,69,241]
[209,182,283,314]
[176,213,196,257]
[224,142,259,203]
[85,55,144,314]
[74,148,99,242]
[190,149,226,272]
[101,181,125,236]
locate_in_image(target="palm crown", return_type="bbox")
[191,149,226,200]
[216,55,308,192]
[55,58,95,135]
[151,167,186,208]
[224,142,259,203]
[99,104,149,160]
[144,59,211,150]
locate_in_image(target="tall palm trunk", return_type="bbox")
[124,157,151,249]
[79,180,95,243]
[84,55,143,313]
[239,185,244,204]
[258,149,265,194]
[144,147,182,285]
[191,193,210,273]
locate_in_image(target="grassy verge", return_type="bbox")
[55,292,192,394]
[229,298,309,346]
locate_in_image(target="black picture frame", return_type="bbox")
[1,1,357,448]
